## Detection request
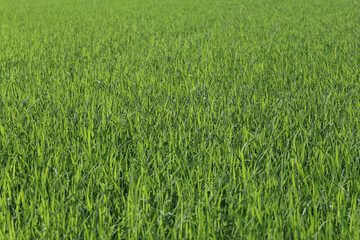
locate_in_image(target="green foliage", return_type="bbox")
[1,0,360,238]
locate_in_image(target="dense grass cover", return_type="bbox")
[1,0,360,238]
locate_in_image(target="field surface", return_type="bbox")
[1,0,360,238]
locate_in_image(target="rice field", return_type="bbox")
[1,0,360,238]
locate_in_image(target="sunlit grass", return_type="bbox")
[1,0,360,238]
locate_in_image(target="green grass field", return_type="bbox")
[1,0,360,238]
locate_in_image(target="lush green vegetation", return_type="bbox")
[1,0,360,238]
